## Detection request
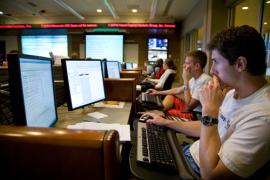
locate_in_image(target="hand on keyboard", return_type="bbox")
[147,89,159,95]
[143,112,169,126]
[139,114,153,122]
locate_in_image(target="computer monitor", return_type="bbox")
[7,54,57,127]
[106,61,121,78]
[126,62,133,69]
[61,59,106,111]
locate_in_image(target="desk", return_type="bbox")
[54,102,132,128]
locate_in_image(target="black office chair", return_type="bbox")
[0,88,13,125]
[162,73,176,90]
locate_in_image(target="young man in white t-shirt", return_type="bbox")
[148,50,211,119]
[145,25,270,179]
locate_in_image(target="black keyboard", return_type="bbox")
[166,115,189,122]
[141,92,162,106]
[136,121,177,171]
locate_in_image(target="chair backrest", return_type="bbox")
[104,78,137,116]
[0,126,121,179]
[120,71,142,85]
[163,73,176,90]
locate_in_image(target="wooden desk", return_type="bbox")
[54,102,132,128]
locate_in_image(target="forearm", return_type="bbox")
[199,124,221,179]
[183,81,192,105]
[157,87,183,96]
[165,120,201,137]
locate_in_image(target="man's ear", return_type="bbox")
[234,56,247,72]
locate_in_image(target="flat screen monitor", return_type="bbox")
[106,61,121,78]
[21,35,68,58]
[61,59,106,110]
[7,54,57,127]
[148,38,168,62]
[101,59,108,78]
[85,34,124,62]
[126,62,133,70]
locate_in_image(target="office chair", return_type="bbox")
[0,126,121,179]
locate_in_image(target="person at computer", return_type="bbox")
[147,50,211,119]
[144,25,270,179]
[137,58,176,92]
[150,58,165,79]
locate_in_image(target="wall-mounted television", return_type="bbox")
[86,34,124,62]
[21,35,68,58]
[148,38,168,62]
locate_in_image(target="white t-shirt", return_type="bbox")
[190,84,270,178]
[149,69,176,89]
[189,73,212,112]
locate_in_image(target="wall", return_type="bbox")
[0,36,18,54]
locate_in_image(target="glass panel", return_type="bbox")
[263,0,270,76]
[234,0,260,30]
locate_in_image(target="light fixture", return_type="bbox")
[242,6,249,10]
[103,0,119,19]
[131,9,138,13]
[53,0,85,20]
[150,0,158,20]
[264,22,268,25]
[97,9,102,13]
[266,1,270,4]
[0,11,3,15]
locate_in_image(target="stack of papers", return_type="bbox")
[67,122,130,142]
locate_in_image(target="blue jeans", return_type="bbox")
[181,144,201,177]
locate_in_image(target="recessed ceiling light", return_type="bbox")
[97,9,102,13]
[0,11,3,15]
[131,9,138,13]
[264,22,268,25]
[266,1,270,4]
[242,6,249,10]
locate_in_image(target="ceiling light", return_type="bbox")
[97,9,102,13]
[131,9,138,13]
[0,11,3,15]
[264,22,268,25]
[266,1,270,4]
[242,7,249,10]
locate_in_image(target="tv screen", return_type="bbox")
[7,54,57,127]
[86,34,124,62]
[148,38,168,62]
[106,61,120,78]
[126,62,133,70]
[21,35,68,58]
[61,59,106,110]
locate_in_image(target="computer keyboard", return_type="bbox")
[136,121,177,171]
[166,115,189,122]
[141,92,162,106]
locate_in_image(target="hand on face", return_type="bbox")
[200,76,224,118]
[182,64,192,82]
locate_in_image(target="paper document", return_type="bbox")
[87,112,108,119]
[67,122,130,142]
[94,101,125,109]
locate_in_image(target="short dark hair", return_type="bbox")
[186,50,207,69]
[208,25,266,75]
[165,58,176,70]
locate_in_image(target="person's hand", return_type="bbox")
[144,112,168,126]
[147,89,159,95]
[182,64,192,82]
[200,76,224,118]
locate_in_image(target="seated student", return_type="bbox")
[142,61,154,76]
[144,25,270,179]
[137,59,176,91]
[148,50,211,119]
[150,58,165,79]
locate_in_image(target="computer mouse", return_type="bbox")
[139,114,153,122]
